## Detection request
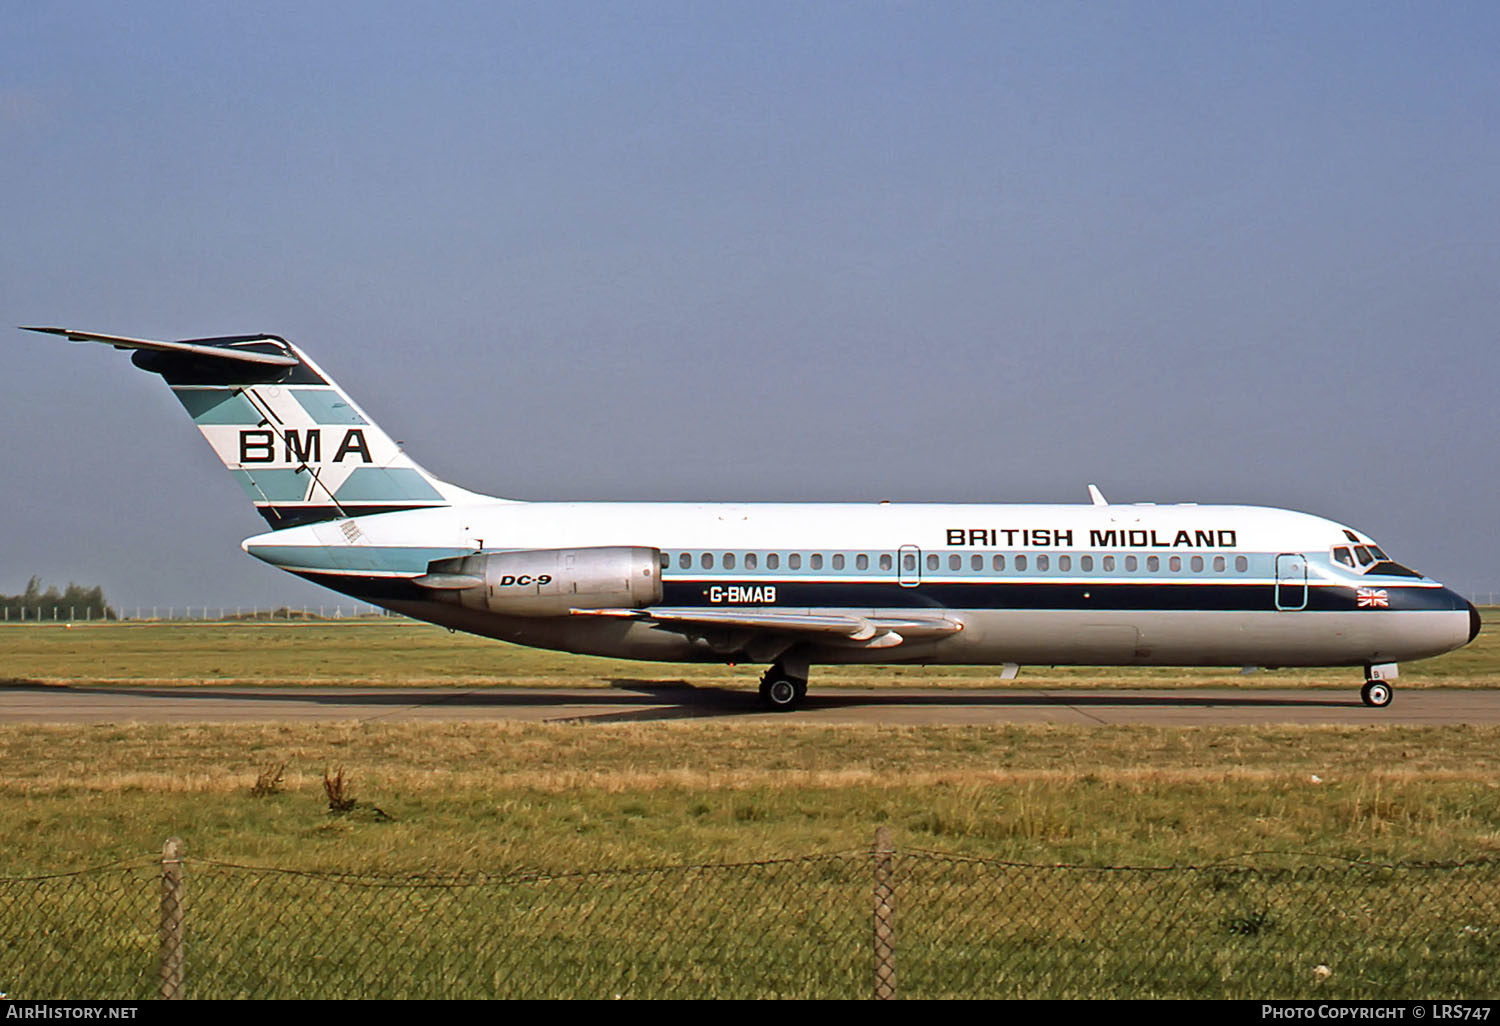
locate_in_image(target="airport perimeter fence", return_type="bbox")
[2,834,1497,1000]
[0,604,402,623]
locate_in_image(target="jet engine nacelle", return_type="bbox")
[419,546,663,617]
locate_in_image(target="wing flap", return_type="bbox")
[22,327,298,367]
[574,607,963,647]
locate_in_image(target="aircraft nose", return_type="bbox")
[1469,601,1483,645]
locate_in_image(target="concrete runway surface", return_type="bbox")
[0,682,1495,726]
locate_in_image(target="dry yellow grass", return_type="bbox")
[0,720,1496,874]
[13,763,1496,797]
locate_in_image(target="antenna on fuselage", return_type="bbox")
[1087,484,1108,506]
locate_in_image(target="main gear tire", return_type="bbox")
[759,671,808,711]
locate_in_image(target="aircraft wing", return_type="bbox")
[573,606,963,649]
[21,327,298,367]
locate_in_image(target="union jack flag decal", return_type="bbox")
[1357,587,1390,608]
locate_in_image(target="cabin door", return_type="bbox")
[1275,553,1308,610]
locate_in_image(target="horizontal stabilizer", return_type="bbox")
[21,327,298,367]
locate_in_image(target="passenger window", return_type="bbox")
[1169,556,1181,572]
[1102,556,1115,572]
[723,553,736,570]
[746,553,758,570]
[880,554,893,571]
[1015,555,1028,571]
[1036,555,1049,571]
[1333,547,1354,567]
[1058,555,1071,571]
[789,554,802,570]
[702,553,714,570]
[679,552,691,570]
[855,554,869,571]
[1191,556,1204,573]
[971,555,983,571]
[1213,556,1225,572]
[1080,555,1093,572]
[832,554,845,571]
[766,553,779,570]
[992,555,1006,571]
[1235,556,1248,572]
[1124,555,1138,572]
[949,554,961,571]
[810,554,823,570]
[927,554,939,571]
[1146,556,1159,572]
[903,554,916,572]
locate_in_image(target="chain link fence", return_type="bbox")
[0,605,401,623]
[2,837,1496,999]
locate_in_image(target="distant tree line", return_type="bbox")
[1,577,116,621]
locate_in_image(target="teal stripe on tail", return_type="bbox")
[23,327,476,528]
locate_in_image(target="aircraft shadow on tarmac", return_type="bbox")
[0,677,1361,724]
[586,680,1360,724]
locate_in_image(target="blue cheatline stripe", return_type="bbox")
[659,580,1468,613]
[292,388,367,425]
[282,571,1470,614]
[231,469,310,502]
[333,467,444,502]
[245,545,472,574]
[249,571,1468,614]
[175,388,261,425]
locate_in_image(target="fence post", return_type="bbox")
[160,837,186,999]
[873,825,896,1000]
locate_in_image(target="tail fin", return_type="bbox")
[25,327,474,528]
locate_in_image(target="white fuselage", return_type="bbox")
[244,499,1478,671]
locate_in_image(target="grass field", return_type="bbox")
[1,607,1497,687]
[0,615,1496,874]
[3,618,1498,997]
[2,719,1500,873]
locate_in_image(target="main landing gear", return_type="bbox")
[758,662,808,712]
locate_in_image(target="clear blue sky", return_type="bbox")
[3,2,1497,607]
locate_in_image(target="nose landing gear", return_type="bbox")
[1360,663,1397,708]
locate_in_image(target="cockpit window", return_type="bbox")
[1337,541,1419,577]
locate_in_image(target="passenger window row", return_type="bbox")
[668,551,1253,574]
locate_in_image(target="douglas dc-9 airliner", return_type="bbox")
[27,327,1480,710]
